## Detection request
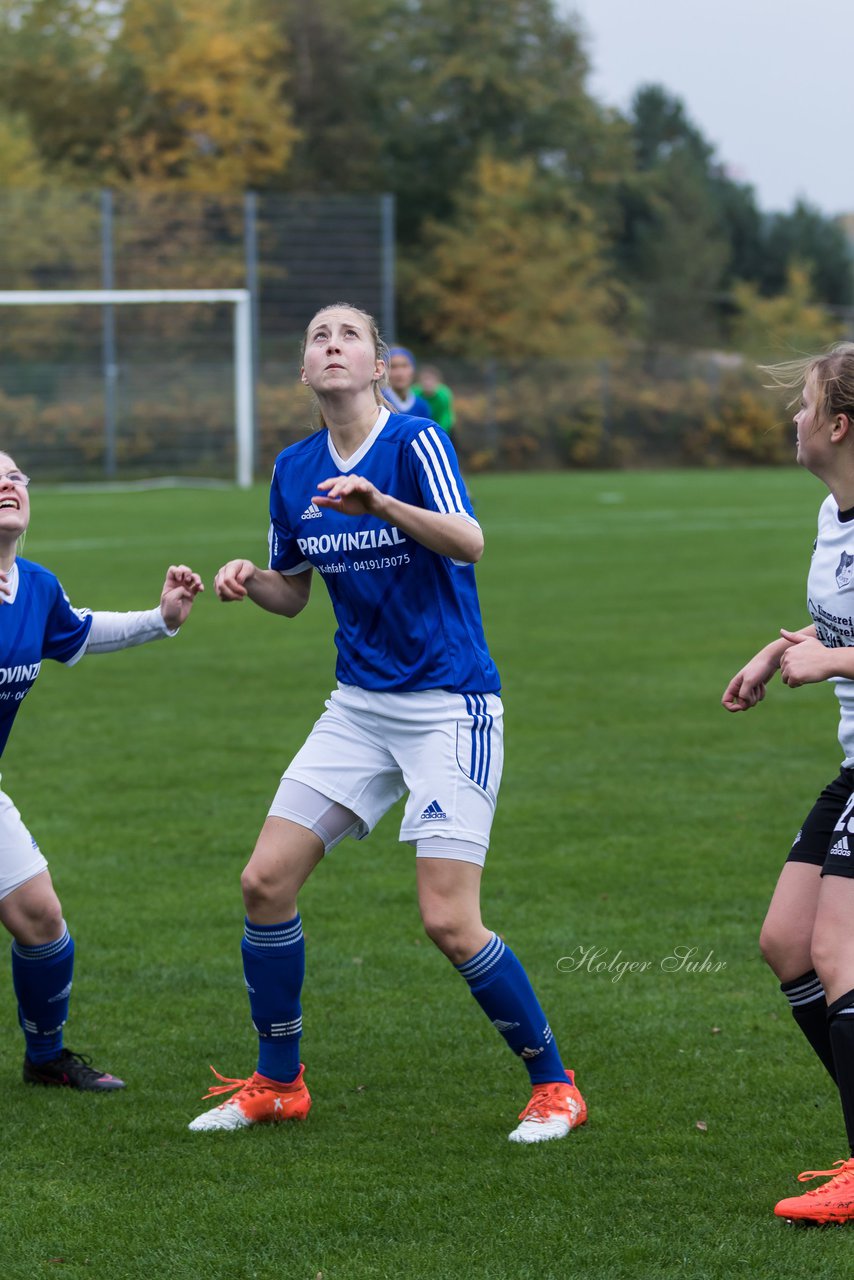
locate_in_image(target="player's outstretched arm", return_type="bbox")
[214,559,311,617]
[83,564,204,655]
[313,475,484,563]
[722,624,817,711]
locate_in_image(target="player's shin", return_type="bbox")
[11,924,74,1064]
[781,969,837,1081]
[456,932,567,1083]
[241,915,305,1085]
[827,989,854,1154]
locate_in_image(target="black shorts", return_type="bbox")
[787,767,854,878]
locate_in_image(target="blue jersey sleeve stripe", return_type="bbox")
[426,425,467,514]
[411,436,450,512]
[416,428,466,515]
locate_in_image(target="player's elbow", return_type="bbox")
[466,529,485,563]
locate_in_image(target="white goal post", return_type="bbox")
[0,289,254,488]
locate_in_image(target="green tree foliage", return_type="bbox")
[105,0,297,189]
[272,0,629,242]
[729,264,844,362]
[0,0,850,366]
[408,155,625,359]
[617,86,731,345]
[269,0,383,192]
[616,85,852,346]
[0,0,297,189]
[0,0,120,175]
[760,200,853,306]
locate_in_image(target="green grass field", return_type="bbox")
[1,467,850,1279]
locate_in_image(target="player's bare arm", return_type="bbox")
[215,559,312,617]
[313,475,484,563]
[722,625,818,711]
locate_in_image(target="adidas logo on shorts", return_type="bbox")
[829,837,851,858]
[300,503,322,520]
[420,799,447,821]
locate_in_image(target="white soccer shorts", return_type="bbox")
[270,684,504,861]
[0,785,48,901]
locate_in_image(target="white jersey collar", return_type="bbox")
[327,407,390,473]
[2,561,19,605]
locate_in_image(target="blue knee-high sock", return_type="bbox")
[11,924,75,1065]
[241,915,305,1085]
[456,932,567,1085]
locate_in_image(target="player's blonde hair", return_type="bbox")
[762,343,854,426]
[301,303,391,427]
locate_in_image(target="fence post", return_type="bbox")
[484,357,498,460]
[100,190,118,479]
[243,191,260,476]
[380,193,396,343]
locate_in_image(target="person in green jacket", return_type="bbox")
[415,365,455,437]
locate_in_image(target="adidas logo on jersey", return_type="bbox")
[420,799,447,821]
[830,837,852,858]
[300,503,322,520]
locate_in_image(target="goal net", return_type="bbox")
[0,290,254,487]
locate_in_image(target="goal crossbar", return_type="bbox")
[0,289,254,488]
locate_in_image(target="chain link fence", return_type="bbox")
[0,190,792,481]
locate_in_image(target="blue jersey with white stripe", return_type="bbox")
[268,409,500,694]
[0,558,92,757]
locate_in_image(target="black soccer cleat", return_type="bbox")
[23,1048,126,1092]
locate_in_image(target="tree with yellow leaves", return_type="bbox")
[407,154,629,360]
[103,0,297,190]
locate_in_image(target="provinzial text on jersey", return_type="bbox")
[297,528,407,557]
[0,663,41,684]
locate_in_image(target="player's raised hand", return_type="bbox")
[160,564,204,629]
[314,474,384,517]
[215,559,257,602]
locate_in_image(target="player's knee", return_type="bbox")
[758,920,787,972]
[11,895,64,946]
[809,935,837,991]
[241,864,288,916]
[421,908,474,964]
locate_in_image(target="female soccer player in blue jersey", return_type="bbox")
[723,344,854,1222]
[190,303,587,1142]
[384,345,432,418]
[0,453,203,1091]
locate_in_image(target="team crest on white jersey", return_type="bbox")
[300,503,323,521]
[836,551,854,589]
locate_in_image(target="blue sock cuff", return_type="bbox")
[456,932,506,983]
[12,924,70,962]
[243,916,303,951]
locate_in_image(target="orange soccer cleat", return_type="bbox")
[508,1069,588,1144]
[188,1064,312,1132]
[774,1157,854,1223]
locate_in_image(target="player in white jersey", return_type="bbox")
[723,343,854,1221]
[189,303,587,1142]
[0,452,203,1091]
